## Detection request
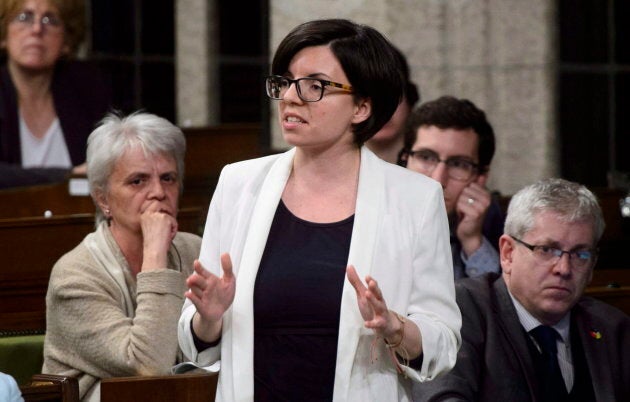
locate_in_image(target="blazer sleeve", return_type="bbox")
[404,181,462,381]
[177,164,227,364]
[412,280,489,401]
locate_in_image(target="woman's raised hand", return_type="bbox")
[346,265,399,340]
[185,253,235,342]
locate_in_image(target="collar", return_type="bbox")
[508,289,571,344]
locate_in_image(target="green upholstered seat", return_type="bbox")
[0,334,45,386]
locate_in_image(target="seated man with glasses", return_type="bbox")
[413,178,630,402]
[398,95,503,279]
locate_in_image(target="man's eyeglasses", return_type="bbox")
[11,11,62,32]
[265,75,353,102]
[405,149,479,181]
[511,236,597,269]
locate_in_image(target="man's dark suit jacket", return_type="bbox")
[413,273,630,401]
[0,60,111,188]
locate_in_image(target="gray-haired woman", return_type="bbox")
[42,112,200,402]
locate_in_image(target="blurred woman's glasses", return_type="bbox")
[11,11,63,33]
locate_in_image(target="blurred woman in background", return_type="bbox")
[0,0,111,188]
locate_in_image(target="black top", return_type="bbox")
[253,200,354,402]
[0,60,112,188]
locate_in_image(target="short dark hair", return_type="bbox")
[399,96,495,171]
[271,19,405,146]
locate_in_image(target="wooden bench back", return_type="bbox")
[180,124,262,210]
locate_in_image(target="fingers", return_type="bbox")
[186,261,213,290]
[142,199,176,216]
[193,259,213,277]
[187,256,233,296]
[170,220,178,241]
[346,265,366,295]
[461,182,490,207]
[457,184,491,223]
[185,285,205,303]
[347,267,391,329]
[347,268,385,304]
[365,275,383,301]
[141,208,178,246]
[475,173,488,187]
[365,276,389,318]
[459,192,487,208]
[220,253,234,280]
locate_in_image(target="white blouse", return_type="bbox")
[20,115,72,168]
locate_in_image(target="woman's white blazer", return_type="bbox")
[178,147,461,402]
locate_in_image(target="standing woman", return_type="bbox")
[0,0,111,187]
[43,113,200,402]
[179,19,461,401]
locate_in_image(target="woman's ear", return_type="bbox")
[93,190,109,216]
[351,97,372,124]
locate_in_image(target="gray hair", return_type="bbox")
[504,178,605,244]
[86,111,186,224]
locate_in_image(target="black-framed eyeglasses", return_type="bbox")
[405,149,479,181]
[511,236,597,269]
[265,75,353,102]
[12,11,63,31]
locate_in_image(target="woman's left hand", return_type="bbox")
[346,265,398,340]
[347,265,422,359]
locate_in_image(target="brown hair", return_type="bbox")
[398,95,495,172]
[0,0,86,54]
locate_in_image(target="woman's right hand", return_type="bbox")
[185,253,235,343]
[140,201,178,272]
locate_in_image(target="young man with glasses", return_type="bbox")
[414,178,630,402]
[398,95,502,279]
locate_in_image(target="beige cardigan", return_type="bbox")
[43,222,200,401]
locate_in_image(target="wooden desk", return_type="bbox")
[585,286,630,315]
[101,373,218,402]
[0,180,94,219]
[20,374,80,402]
[590,268,630,287]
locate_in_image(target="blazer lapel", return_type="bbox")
[333,147,384,401]
[573,305,615,399]
[231,148,294,401]
[493,278,541,397]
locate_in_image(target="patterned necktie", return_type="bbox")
[530,325,568,399]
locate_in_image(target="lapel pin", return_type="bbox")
[589,329,602,340]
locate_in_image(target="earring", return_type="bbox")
[105,209,110,216]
